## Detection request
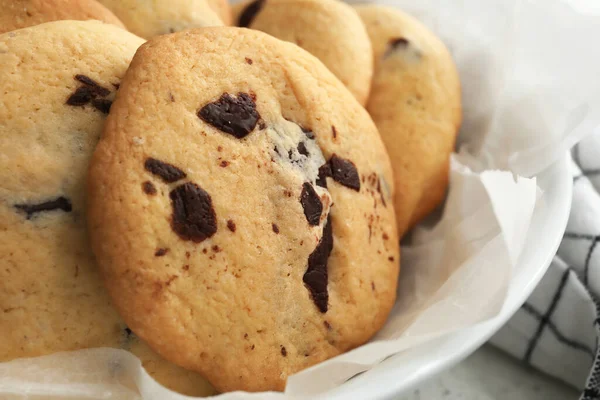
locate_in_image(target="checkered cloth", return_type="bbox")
[490,131,600,400]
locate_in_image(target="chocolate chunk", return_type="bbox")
[330,155,360,191]
[15,196,72,219]
[280,346,287,357]
[300,183,323,226]
[303,216,333,313]
[297,142,309,156]
[198,93,260,139]
[142,181,157,195]
[301,127,315,139]
[155,248,169,257]
[389,37,409,51]
[92,98,112,114]
[66,86,94,106]
[316,163,332,188]
[227,219,236,232]
[144,157,187,183]
[170,182,217,243]
[238,0,265,27]
[124,327,134,338]
[75,74,111,97]
[272,223,280,234]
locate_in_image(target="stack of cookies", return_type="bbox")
[0,0,461,395]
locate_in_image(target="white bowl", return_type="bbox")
[316,153,572,399]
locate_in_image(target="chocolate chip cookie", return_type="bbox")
[97,0,223,38]
[356,5,462,235]
[88,26,399,392]
[233,0,373,105]
[0,0,125,34]
[0,20,214,396]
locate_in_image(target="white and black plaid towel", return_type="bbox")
[489,131,600,400]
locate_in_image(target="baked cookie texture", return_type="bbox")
[207,0,232,25]
[87,27,399,393]
[0,0,125,34]
[97,0,223,38]
[0,20,214,397]
[232,0,373,106]
[356,5,462,236]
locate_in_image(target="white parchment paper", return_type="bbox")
[2,0,600,398]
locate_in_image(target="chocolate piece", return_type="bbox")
[300,183,323,226]
[220,160,230,168]
[92,98,112,114]
[388,37,409,52]
[66,87,94,106]
[198,93,260,139]
[280,346,287,357]
[144,157,187,183]
[303,216,333,313]
[330,155,360,191]
[142,181,157,195]
[297,142,309,156]
[272,223,280,234]
[301,127,315,139]
[388,256,395,262]
[316,163,332,188]
[227,219,237,232]
[75,74,110,96]
[245,57,253,65]
[238,0,265,27]
[155,248,169,257]
[15,196,72,219]
[170,182,217,243]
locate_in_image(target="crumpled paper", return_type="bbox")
[2,0,600,398]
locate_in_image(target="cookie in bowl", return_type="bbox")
[87,26,399,393]
[0,0,125,34]
[233,0,373,105]
[0,20,214,397]
[97,0,223,38]
[356,5,462,236]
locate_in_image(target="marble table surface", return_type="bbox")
[397,345,578,400]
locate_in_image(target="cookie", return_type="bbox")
[0,20,214,397]
[207,0,232,25]
[87,27,399,392]
[356,5,462,235]
[0,0,125,34]
[232,0,373,106]
[97,0,223,38]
